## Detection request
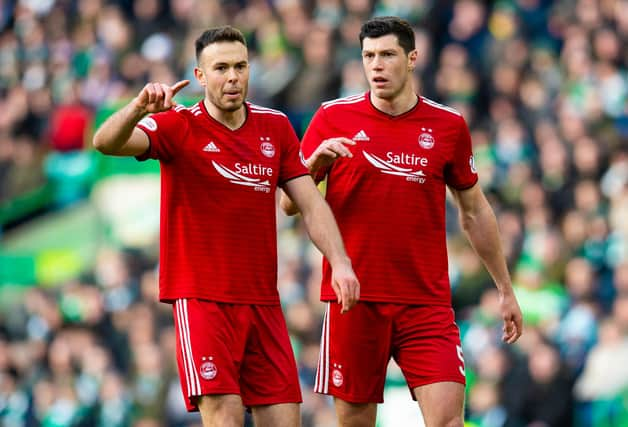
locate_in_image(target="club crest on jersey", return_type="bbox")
[200,358,217,380]
[260,137,275,158]
[139,117,157,131]
[418,127,434,149]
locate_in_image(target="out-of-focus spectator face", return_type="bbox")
[78,0,103,22]
[564,257,596,300]
[492,64,520,98]
[128,303,156,346]
[341,59,368,95]
[195,41,250,113]
[539,137,568,178]
[134,343,163,375]
[528,343,561,384]
[576,0,602,31]
[303,26,333,66]
[519,75,548,112]
[100,370,127,401]
[80,345,111,377]
[476,345,509,380]
[286,301,315,339]
[593,27,621,62]
[97,5,132,52]
[468,380,500,415]
[598,318,622,345]
[345,0,371,16]
[612,294,628,334]
[449,0,486,41]
[361,34,416,101]
[573,136,602,177]
[573,179,602,214]
[413,29,431,72]
[520,181,546,212]
[561,210,588,251]
[134,0,160,21]
[614,262,628,294]
[489,96,516,122]
[140,270,160,303]
[276,1,309,46]
[48,336,73,377]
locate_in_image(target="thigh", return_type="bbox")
[316,302,393,403]
[197,394,245,427]
[239,305,302,407]
[172,299,249,412]
[413,381,465,427]
[392,305,466,393]
[252,403,300,427]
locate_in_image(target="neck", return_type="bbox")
[204,99,246,130]
[370,86,418,116]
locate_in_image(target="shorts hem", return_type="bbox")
[244,394,303,407]
[407,377,466,400]
[185,388,242,412]
[314,389,383,404]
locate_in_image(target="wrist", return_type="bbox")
[328,254,352,269]
[129,98,149,118]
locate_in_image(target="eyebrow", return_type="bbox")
[362,49,397,54]
[213,60,248,67]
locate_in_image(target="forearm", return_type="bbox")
[460,202,513,294]
[93,99,146,154]
[301,197,350,267]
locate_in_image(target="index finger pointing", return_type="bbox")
[170,80,190,95]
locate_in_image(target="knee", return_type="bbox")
[442,415,464,427]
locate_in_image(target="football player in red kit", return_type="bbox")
[281,16,522,427]
[94,26,360,427]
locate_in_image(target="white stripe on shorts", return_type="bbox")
[176,299,201,396]
[314,302,331,394]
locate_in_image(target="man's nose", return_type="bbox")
[227,67,238,81]
[371,55,384,70]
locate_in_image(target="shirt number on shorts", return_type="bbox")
[456,345,466,377]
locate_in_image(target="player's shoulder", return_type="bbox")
[170,102,203,121]
[320,92,368,112]
[248,103,288,119]
[419,96,463,120]
[143,103,198,127]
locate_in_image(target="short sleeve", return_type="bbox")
[135,109,187,162]
[301,107,331,182]
[444,115,479,190]
[278,116,309,186]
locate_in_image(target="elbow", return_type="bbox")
[279,193,300,216]
[92,131,107,153]
[280,200,300,216]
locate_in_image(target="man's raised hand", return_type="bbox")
[135,80,190,114]
[306,137,356,173]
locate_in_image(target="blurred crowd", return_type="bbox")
[1,0,628,426]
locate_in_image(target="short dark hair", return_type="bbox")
[359,16,415,54]
[195,26,247,61]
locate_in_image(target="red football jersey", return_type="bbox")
[302,93,478,305]
[136,101,308,304]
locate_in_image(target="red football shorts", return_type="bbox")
[172,299,302,411]
[314,302,466,403]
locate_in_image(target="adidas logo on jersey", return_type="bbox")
[203,142,220,152]
[352,130,370,141]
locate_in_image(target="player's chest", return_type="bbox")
[332,122,455,184]
[180,126,281,192]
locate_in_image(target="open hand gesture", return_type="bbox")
[306,137,356,173]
